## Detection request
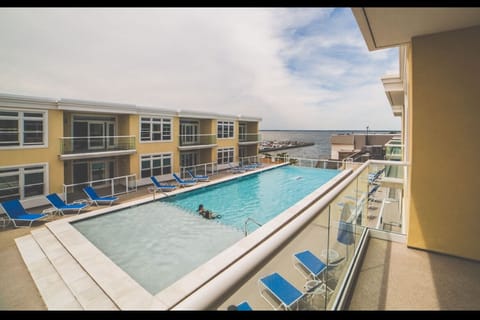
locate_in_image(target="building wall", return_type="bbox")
[217,121,239,161]
[407,26,480,261]
[0,109,64,206]
[46,110,65,194]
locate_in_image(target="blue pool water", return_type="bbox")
[164,165,340,232]
[73,165,340,294]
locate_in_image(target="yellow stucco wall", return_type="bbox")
[0,109,64,194]
[407,26,480,261]
[132,115,181,175]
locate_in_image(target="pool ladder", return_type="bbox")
[244,217,262,236]
[148,187,170,199]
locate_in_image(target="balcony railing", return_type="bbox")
[60,136,136,155]
[385,143,404,161]
[239,133,262,143]
[179,162,218,179]
[179,134,217,147]
[62,174,137,204]
[169,159,407,310]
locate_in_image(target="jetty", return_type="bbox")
[259,140,314,153]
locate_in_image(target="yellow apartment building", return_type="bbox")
[352,8,480,262]
[0,93,261,209]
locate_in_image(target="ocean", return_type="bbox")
[260,130,398,160]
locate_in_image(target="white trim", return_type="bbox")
[58,98,137,114]
[59,149,136,161]
[139,116,173,143]
[0,92,261,123]
[217,146,235,165]
[0,162,49,208]
[216,120,235,139]
[178,144,217,151]
[0,93,58,109]
[136,106,177,117]
[0,107,48,149]
[139,152,173,183]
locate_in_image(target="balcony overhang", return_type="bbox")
[59,149,136,160]
[352,8,480,51]
[238,141,260,146]
[381,75,404,117]
[178,144,217,151]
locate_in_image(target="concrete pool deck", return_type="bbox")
[1,163,479,310]
[1,164,285,310]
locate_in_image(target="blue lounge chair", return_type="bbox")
[293,250,328,281]
[186,169,209,182]
[368,184,380,201]
[368,168,385,184]
[242,163,258,171]
[258,272,305,310]
[0,199,48,228]
[172,173,197,187]
[228,162,245,173]
[150,176,177,192]
[46,193,89,215]
[83,186,118,206]
[228,300,252,311]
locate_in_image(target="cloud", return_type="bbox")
[0,7,400,130]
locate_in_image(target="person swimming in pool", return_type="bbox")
[198,204,215,219]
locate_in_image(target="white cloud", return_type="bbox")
[0,7,400,130]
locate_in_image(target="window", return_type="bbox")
[180,120,199,145]
[181,151,199,167]
[0,109,46,147]
[140,153,172,178]
[140,117,172,142]
[0,164,47,202]
[217,121,234,139]
[217,147,234,164]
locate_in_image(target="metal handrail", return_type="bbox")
[244,217,263,236]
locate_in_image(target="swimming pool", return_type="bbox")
[73,165,340,294]
[163,165,340,232]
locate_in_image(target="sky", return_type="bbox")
[0,8,400,130]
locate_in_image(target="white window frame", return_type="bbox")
[217,120,235,139]
[0,108,48,149]
[139,116,172,143]
[140,153,173,181]
[0,163,48,201]
[217,147,235,165]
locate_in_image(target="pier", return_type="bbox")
[259,140,314,153]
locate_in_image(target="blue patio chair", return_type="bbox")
[236,300,253,311]
[258,272,305,310]
[172,173,197,187]
[228,162,245,173]
[83,186,118,206]
[46,193,89,215]
[368,168,385,184]
[0,199,48,228]
[368,184,380,202]
[293,250,328,281]
[150,176,177,192]
[228,300,253,311]
[186,169,209,182]
[242,163,258,171]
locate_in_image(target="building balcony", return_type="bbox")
[178,134,217,151]
[239,133,262,145]
[59,136,136,160]
[384,138,404,162]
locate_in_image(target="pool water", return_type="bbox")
[73,165,340,294]
[164,165,340,232]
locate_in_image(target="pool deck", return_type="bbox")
[1,164,479,310]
